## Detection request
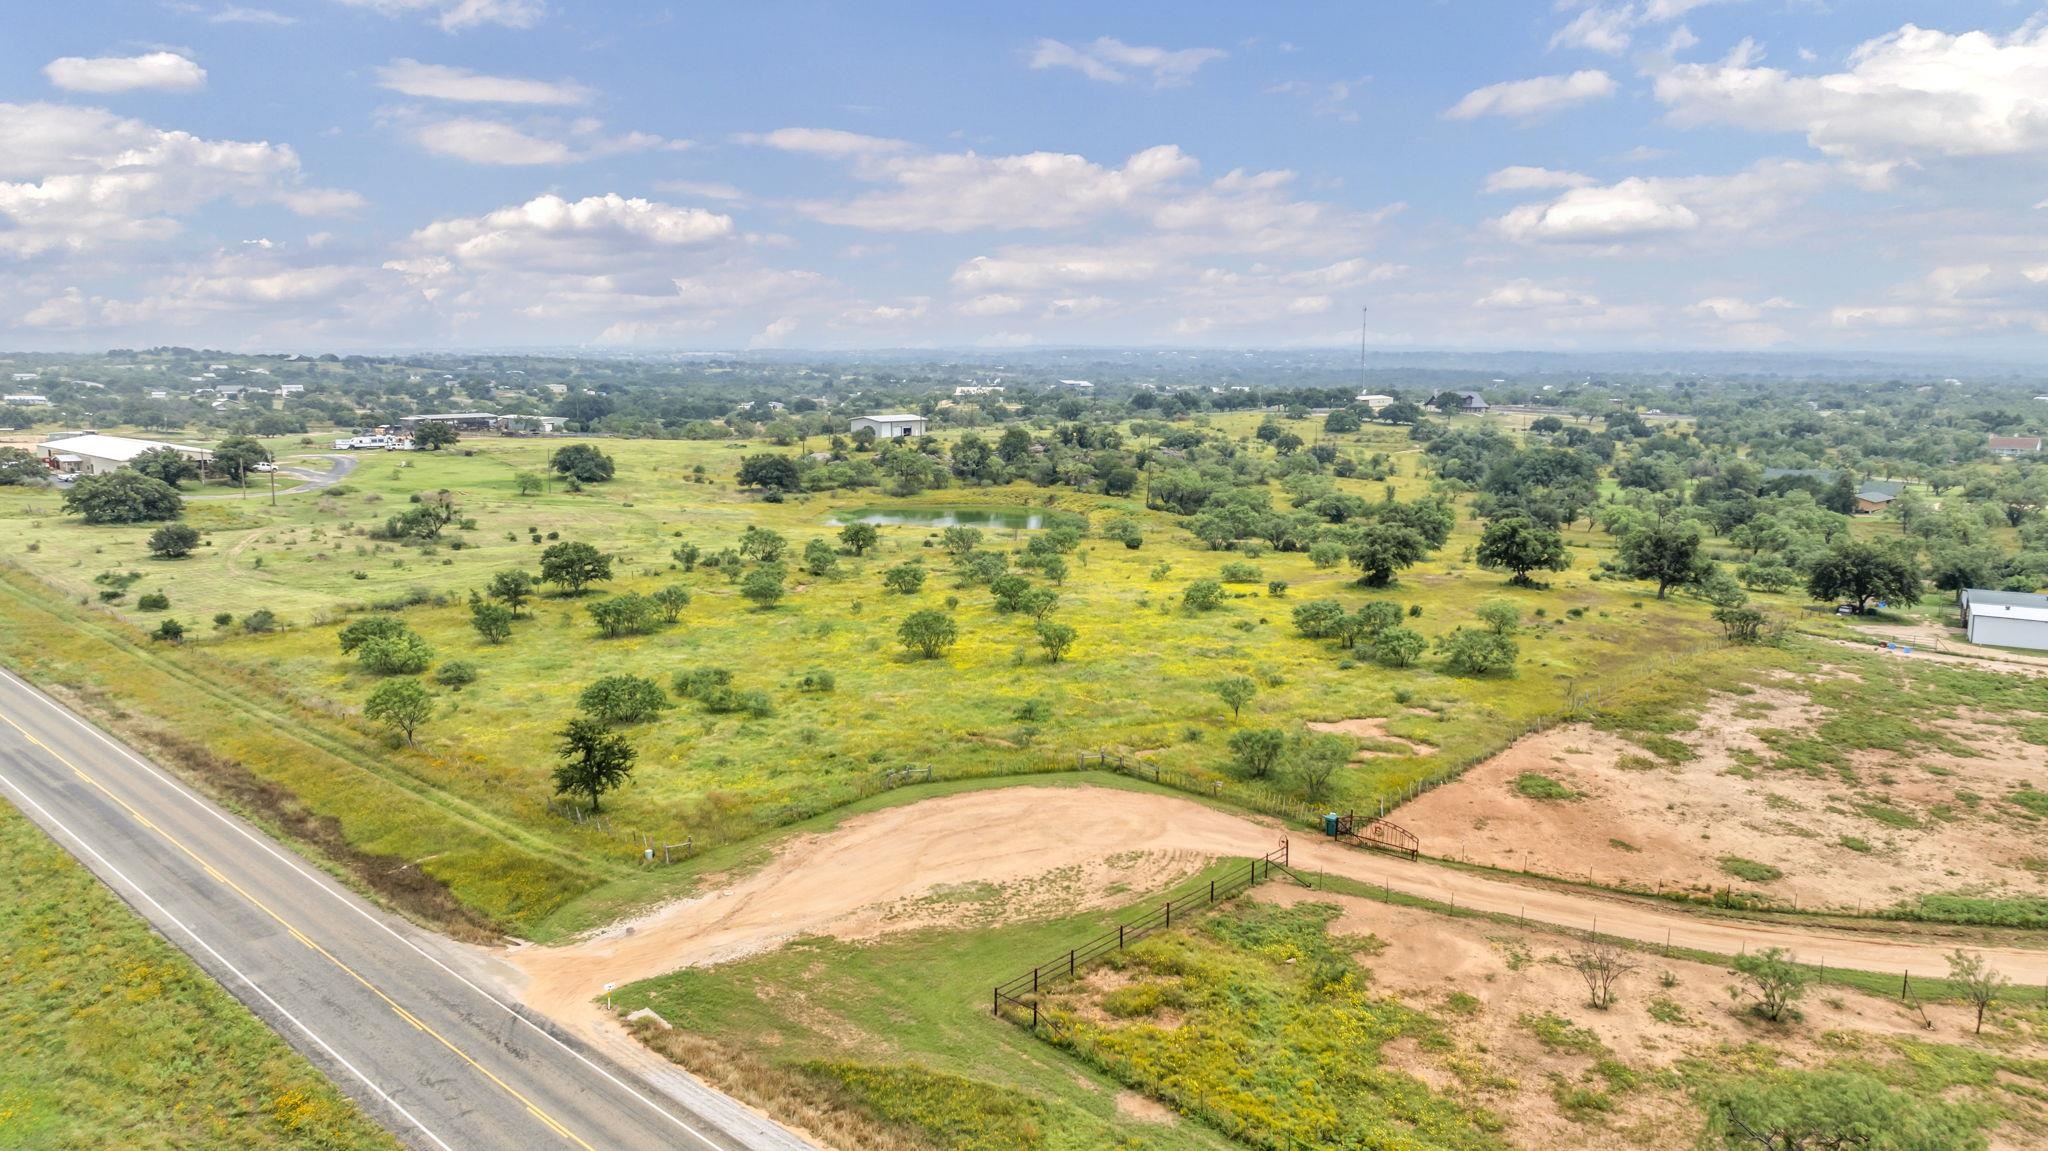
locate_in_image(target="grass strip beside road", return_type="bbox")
[0,563,595,937]
[0,796,403,1151]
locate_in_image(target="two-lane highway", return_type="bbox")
[0,666,813,1151]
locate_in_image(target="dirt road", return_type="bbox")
[502,784,2048,1045]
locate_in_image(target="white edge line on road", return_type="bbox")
[0,667,758,1151]
[0,764,457,1151]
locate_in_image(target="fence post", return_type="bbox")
[1119,924,1125,949]
[1068,949,1075,977]
[1165,900,1172,929]
[1209,879,1216,903]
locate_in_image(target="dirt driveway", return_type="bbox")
[496,784,2048,1061]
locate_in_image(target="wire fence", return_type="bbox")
[992,841,1299,1028]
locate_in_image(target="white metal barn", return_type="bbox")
[35,433,213,476]
[1959,588,2048,651]
[849,414,928,438]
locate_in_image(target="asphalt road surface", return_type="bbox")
[0,667,814,1151]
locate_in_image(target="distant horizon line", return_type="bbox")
[0,344,2037,366]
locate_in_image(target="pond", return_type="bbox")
[833,506,1048,530]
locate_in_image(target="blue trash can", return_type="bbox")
[1323,812,1341,837]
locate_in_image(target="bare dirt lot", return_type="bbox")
[502,785,2048,1039]
[1252,885,2047,1151]
[1396,685,2048,911]
[489,784,2048,1151]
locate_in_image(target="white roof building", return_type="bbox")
[850,413,928,438]
[1960,589,2048,652]
[36,433,213,476]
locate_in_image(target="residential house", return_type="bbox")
[1430,390,1489,413]
[1854,480,1905,514]
[1989,435,2043,457]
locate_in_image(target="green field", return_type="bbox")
[0,414,1763,935]
[0,798,400,1151]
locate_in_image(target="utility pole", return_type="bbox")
[268,463,277,506]
[1359,305,1369,397]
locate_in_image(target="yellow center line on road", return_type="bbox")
[0,711,605,1151]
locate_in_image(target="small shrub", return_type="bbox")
[797,669,836,693]
[1513,772,1574,800]
[672,667,733,698]
[434,661,478,688]
[137,591,170,611]
[1720,855,1784,883]
[241,609,278,634]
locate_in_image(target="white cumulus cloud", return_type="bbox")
[1655,22,2048,162]
[1482,166,1596,192]
[1027,37,1224,87]
[1491,160,1829,247]
[734,127,909,156]
[0,102,359,258]
[402,115,670,165]
[45,52,207,93]
[374,58,590,105]
[1446,71,1616,119]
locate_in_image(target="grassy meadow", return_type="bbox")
[0,411,1759,935]
[0,798,401,1151]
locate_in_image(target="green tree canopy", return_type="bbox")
[550,443,616,483]
[358,631,434,675]
[578,674,670,725]
[1617,521,1712,599]
[62,471,183,524]
[539,541,614,594]
[411,422,459,450]
[486,569,536,616]
[1228,727,1285,779]
[1476,516,1570,586]
[1805,541,1922,614]
[552,717,636,812]
[838,522,879,555]
[898,608,959,658]
[0,447,45,485]
[736,453,801,492]
[364,678,434,746]
[212,436,271,484]
[147,523,201,559]
[1436,629,1518,675]
[131,447,200,488]
[1216,676,1256,719]
[740,563,787,608]
[1036,620,1077,663]
[470,597,514,644]
[587,593,659,637]
[882,562,926,594]
[337,614,408,654]
[1347,523,1429,587]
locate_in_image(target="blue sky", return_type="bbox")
[5,1,2048,352]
